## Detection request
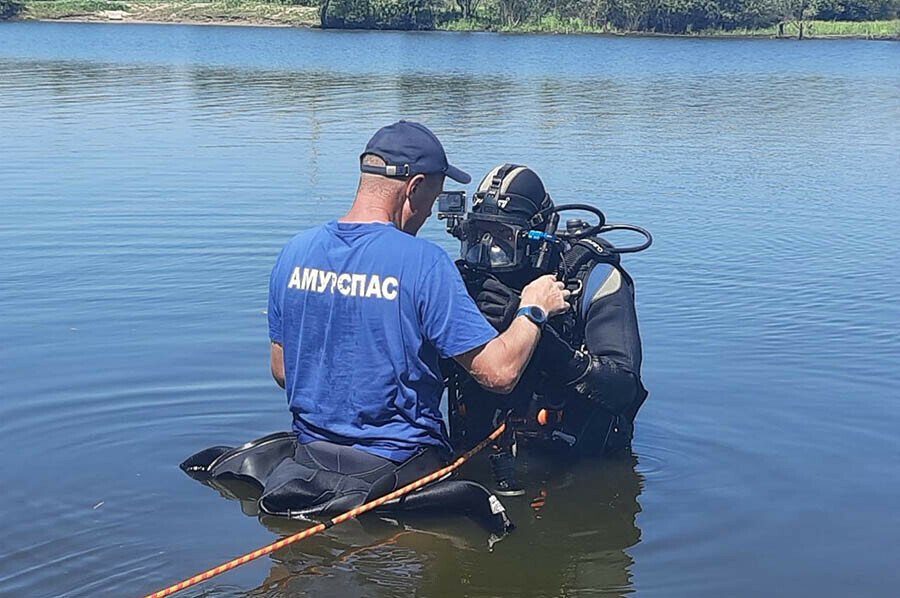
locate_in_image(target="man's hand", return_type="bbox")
[270,341,286,389]
[520,274,571,317]
[476,278,521,331]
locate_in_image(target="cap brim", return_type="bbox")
[444,164,471,184]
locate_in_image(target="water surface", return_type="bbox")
[1,22,899,598]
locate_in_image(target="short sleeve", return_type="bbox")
[420,252,498,358]
[267,254,284,344]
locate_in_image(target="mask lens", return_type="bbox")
[487,236,515,268]
[463,220,521,270]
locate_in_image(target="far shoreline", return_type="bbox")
[19,18,900,41]
[4,5,898,41]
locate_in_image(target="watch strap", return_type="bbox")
[515,305,546,328]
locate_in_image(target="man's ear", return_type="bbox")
[405,174,427,202]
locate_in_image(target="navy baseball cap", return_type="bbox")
[360,120,471,184]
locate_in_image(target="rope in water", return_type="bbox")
[140,422,507,598]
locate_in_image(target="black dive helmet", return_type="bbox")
[438,164,652,278]
[463,164,554,273]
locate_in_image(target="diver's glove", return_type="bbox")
[475,277,520,331]
[569,355,637,416]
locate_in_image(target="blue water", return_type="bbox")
[1,21,899,598]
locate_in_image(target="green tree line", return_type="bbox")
[3,0,897,34]
[1,0,23,19]
[317,0,899,32]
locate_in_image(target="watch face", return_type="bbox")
[527,305,547,324]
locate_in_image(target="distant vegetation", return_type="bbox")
[4,0,899,38]
[320,0,900,35]
[1,0,23,19]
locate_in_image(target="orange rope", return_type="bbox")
[140,422,506,598]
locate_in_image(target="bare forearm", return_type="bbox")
[463,317,541,394]
[454,273,569,395]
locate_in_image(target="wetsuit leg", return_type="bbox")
[183,436,514,533]
[258,441,446,518]
[180,432,296,489]
[561,400,633,456]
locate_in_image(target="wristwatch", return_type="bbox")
[515,305,547,329]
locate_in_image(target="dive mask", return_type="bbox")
[461,212,532,271]
[438,190,555,273]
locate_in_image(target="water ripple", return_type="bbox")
[2,23,899,598]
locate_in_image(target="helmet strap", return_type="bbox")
[479,163,519,214]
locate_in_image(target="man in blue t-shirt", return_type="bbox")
[267,121,569,496]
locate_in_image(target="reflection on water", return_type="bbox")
[239,456,644,598]
[1,21,899,598]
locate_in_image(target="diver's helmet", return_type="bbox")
[463,164,554,273]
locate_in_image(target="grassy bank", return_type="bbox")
[698,19,900,38]
[440,16,900,39]
[6,1,899,39]
[16,0,318,26]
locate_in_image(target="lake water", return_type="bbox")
[1,21,898,598]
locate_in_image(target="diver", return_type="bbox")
[439,164,651,496]
[180,123,571,534]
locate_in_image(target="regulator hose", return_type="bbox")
[533,203,652,253]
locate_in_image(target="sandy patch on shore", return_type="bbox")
[27,1,319,28]
[47,15,305,27]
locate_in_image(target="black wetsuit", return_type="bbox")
[180,432,513,533]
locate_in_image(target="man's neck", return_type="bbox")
[341,193,400,226]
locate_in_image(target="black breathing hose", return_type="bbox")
[533,203,652,253]
[596,224,653,253]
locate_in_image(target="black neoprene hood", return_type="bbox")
[473,164,553,224]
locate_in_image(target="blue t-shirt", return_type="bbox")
[268,221,498,462]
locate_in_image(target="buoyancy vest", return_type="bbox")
[558,236,648,431]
